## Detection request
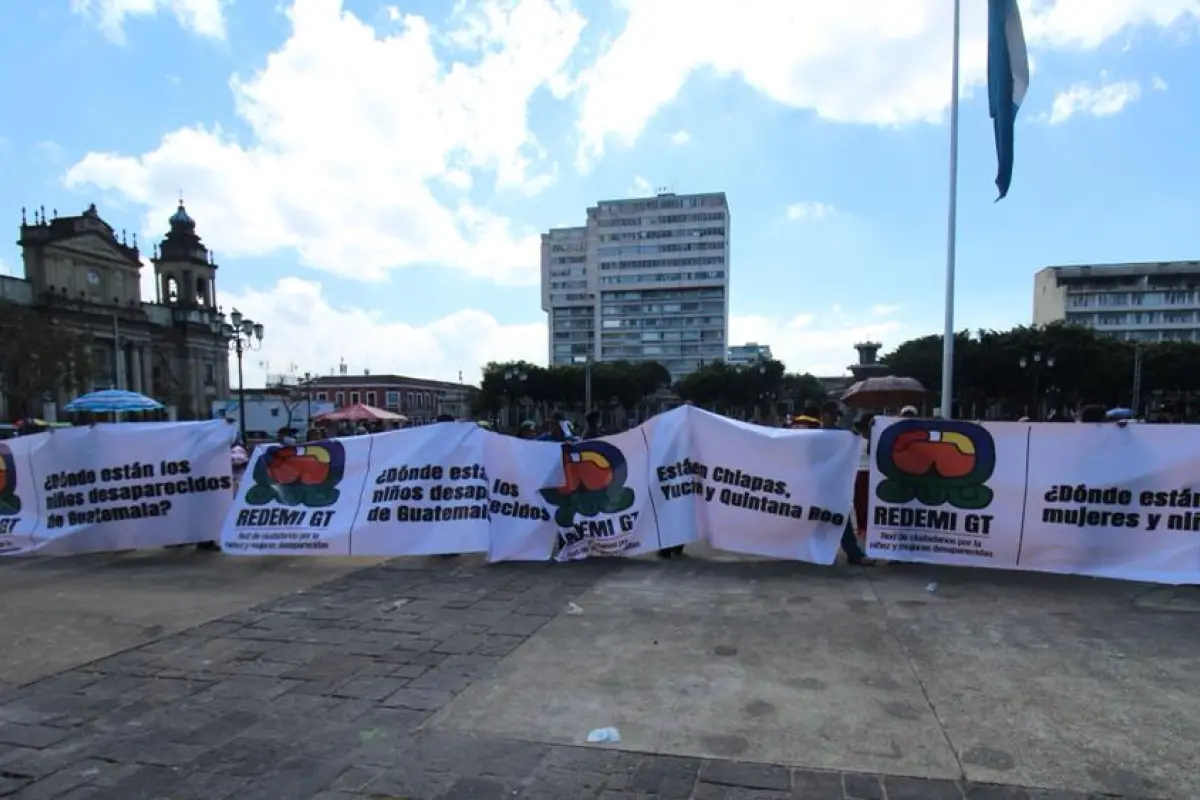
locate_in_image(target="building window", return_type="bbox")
[350,391,360,404]
[385,390,399,409]
[336,392,345,406]
[316,392,328,401]
[367,391,376,406]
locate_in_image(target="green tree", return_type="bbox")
[0,302,94,419]
[880,322,1200,418]
[474,359,673,423]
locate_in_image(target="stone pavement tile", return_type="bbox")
[788,767,846,798]
[0,774,32,796]
[699,760,791,792]
[0,723,74,749]
[694,784,792,800]
[10,757,139,800]
[0,735,107,782]
[189,735,298,776]
[230,755,349,800]
[330,675,411,701]
[885,775,966,800]
[443,775,523,799]
[361,765,459,798]
[85,765,248,800]
[627,755,701,798]
[842,771,885,800]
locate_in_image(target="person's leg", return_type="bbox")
[841,522,873,565]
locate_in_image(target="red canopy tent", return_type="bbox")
[312,404,407,423]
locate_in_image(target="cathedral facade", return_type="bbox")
[1,202,230,419]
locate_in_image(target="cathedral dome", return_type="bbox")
[169,202,195,229]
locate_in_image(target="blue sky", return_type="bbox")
[1,0,1197,385]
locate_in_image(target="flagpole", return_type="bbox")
[940,0,962,420]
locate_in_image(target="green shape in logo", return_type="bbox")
[539,440,635,528]
[874,419,996,510]
[244,441,345,508]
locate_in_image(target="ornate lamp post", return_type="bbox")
[1019,351,1055,420]
[302,371,314,429]
[213,308,264,443]
[504,367,528,430]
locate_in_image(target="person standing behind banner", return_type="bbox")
[820,401,875,566]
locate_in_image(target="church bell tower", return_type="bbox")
[151,200,217,308]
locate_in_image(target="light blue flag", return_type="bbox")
[988,0,1030,200]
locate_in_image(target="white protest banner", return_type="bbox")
[684,408,860,561]
[215,408,878,562]
[642,406,701,553]
[6,421,235,556]
[866,417,1026,567]
[0,435,43,555]
[1019,423,1200,584]
[545,426,659,561]
[220,435,371,555]
[484,436,562,562]
[354,423,490,556]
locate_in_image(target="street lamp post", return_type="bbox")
[303,371,314,428]
[1019,351,1055,420]
[213,308,265,444]
[504,367,528,429]
[572,355,593,412]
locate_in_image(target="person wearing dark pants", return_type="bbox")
[821,401,875,566]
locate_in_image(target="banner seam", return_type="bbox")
[1014,423,1033,566]
[344,434,378,556]
[639,425,664,551]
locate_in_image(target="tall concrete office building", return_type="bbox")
[1033,261,1200,343]
[540,191,730,383]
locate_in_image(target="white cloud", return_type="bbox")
[628,175,653,196]
[785,202,838,222]
[733,306,909,377]
[70,0,228,42]
[1047,74,1142,123]
[224,283,909,386]
[65,0,585,286]
[668,129,691,145]
[572,0,1200,167]
[221,277,547,387]
[34,141,65,165]
[1152,75,1169,91]
[1022,0,1200,49]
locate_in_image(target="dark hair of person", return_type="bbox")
[1078,405,1107,423]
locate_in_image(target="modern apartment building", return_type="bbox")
[541,191,730,382]
[1033,261,1200,343]
[727,342,773,365]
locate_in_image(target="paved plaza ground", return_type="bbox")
[0,548,1197,799]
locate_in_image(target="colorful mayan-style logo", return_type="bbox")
[0,443,20,516]
[875,419,996,510]
[540,440,636,528]
[245,441,346,508]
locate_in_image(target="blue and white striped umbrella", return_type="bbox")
[64,389,164,413]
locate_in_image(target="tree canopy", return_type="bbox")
[474,359,674,418]
[882,322,1198,418]
[474,357,827,422]
[0,302,95,419]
